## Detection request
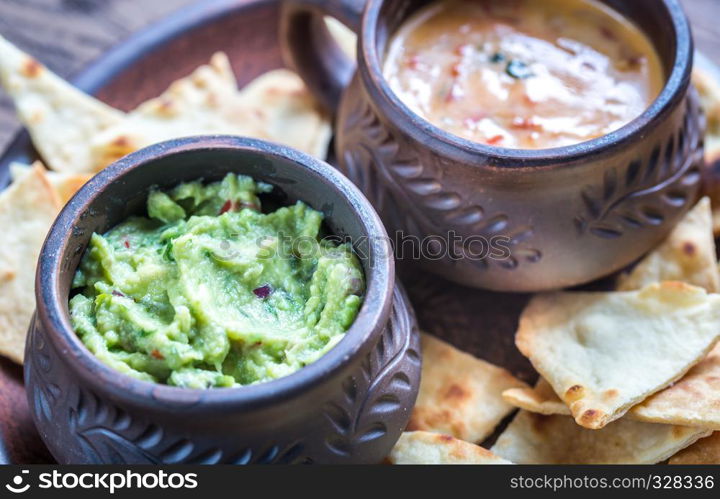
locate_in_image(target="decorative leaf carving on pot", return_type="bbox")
[26,320,61,426]
[27,319,314,464]
[338,87,541,270]
[28,320,346,464]
[64,385,312,464]
[67,388,162,464]
[575,94,703,239]
[323,286,421,459]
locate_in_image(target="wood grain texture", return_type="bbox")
[0,358,52,464]
[0,0,195,150]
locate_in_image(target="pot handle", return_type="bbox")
[280,0,365,113]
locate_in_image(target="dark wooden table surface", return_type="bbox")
[0,0,718,463]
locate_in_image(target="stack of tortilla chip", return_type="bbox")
[88,57,331,170]
[493,197,720,464]
[407,333,530,443]
[383,64,720,465]
[0,36,125,173]
[10,162,92,204]
[0,161,95,363]
[0,35,333,366]
[389,197,720,464]
[3,25,720,466]
[387,333,529,463]
[0,34,332,175]
[0,164,61,363]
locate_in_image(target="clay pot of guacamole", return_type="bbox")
[281,0,704,291]
[27,136,421,464]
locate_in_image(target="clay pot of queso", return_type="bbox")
[27,136,421,464]
[281,0,704,291]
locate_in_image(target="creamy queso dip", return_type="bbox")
[383,0,664,149]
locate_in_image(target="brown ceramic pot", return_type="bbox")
[27,136,421,464]
[281,0,704,291]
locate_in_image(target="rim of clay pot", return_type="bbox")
[359,0,693,169]
[35,136,394,411]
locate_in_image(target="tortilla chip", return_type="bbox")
[50,172,92,204]
[88,52,244,169]
[388,431,512,464]
[506,207,717,429]
[491,410,710,464]
[0,164,61,363]
[408,333,529,443]
[325,17,356,59]
[1,37,331,171]
[233,69,332,159]
[90,60,331,169]
[632,343,720,430]
[506,344,720,431]
[0,35,124,173]
[503,378,571,417]
[617,198,719,292]
[669,432,720,464]
[516,281,720,429]
[10,161,91,204]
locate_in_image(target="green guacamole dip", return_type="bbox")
[69,173,364,388]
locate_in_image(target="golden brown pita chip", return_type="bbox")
[90,59,331,169]
[669,432,720,464]
[516,282,720,429]
[409,333,529,443]
[632,343,720,430]
[617,198,719,292]
[502,379,571,417]
[388,431,511,464]
[506,345,720,431]
[234,69,332,160]
[51,172,92,204]
[0,35,124,173]
[0,37,331,171]
[491,410,710,464]
[88,52,243,169]
[0,164,61,363]
[10,161,91,204]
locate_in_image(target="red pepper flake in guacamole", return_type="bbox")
[69,173,365,389]
[253,284,272,299]
[219,200,234,214]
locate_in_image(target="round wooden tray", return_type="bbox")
[0,0,717,464]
